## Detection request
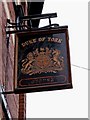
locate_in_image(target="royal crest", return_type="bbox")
[21,47,64,75]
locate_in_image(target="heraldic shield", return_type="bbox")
[14,26,72,93]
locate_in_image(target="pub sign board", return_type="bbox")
[14,26,72,93]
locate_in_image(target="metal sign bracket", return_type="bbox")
[6,13,59,34]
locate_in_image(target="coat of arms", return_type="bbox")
[21,47,64,75]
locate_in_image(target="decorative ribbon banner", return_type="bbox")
[14,26,72,93]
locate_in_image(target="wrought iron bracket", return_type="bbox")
[6,13,59,34]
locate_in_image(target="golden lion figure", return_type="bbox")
[52,49,61,67]
[21,52,34,74]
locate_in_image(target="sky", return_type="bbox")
[26,0,88,118]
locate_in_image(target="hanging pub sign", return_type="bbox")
[14,26,72,93]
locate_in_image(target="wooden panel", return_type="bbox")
[14,26,72,93]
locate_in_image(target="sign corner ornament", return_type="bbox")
[14,26,73,93]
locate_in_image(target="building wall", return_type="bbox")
[0,1,26,119]
[0,2,4,119]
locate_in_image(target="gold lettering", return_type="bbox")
[38,37,45,42]
[48,37,62,43]
[21,39,37,47]
[28,40,33,44]
[21,37,62,48]
[25,41,29,45]
[48,37,51,42]
[22,43,25,47]
[58,38,62,43]
[33,39,36,43]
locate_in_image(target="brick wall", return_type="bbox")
[0,1,26,119]
[0,2,3,119]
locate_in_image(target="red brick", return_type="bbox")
[0,2,26,119]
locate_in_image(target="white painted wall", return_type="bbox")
[26,0,88,118]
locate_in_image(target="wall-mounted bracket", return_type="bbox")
[6,13,59,34]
